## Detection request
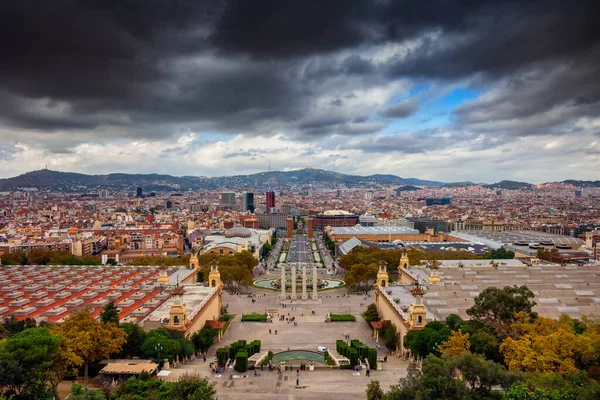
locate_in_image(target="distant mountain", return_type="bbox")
[561,180,600,188]
[0,168,446,191]
[482,180,533,190]
[443,181,478,188]
[395,185,422,192]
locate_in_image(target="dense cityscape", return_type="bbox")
[1,1,600,399]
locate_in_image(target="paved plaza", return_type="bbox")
[165,285,408,399]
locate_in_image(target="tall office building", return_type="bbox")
[221,192,236,208]
[136,187,143,198]
[266,191,276,213]
[242,192,255,212]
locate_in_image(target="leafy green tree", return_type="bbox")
[2,315,37,337]
[404,321,451,357]
[0,327,62,398]
[536,248,550,261]
[381,323,400,353]
[68,383,106,400]
[445,314,503,364]
[366,380,384,400]
[191,326,217,355]
[484,248,515,259]
[466,285,537,339]
[118,323,147,358]
[141,328,195,363]
[504,372,600,400]
[111,373,216,400]
[100,301,120,325]
[344,262,378,291]
[384,354,514,400]
[363,303,380,323]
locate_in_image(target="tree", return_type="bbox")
[404,321,450,357]
[381,323,400,353]
[141,328,195,365]
[466,285,537,339]
[366,380,384,400]
[111,373,216,400]
[364,303,380,323]
[2,315,37,337]
[68,383,106,400]
[0,327,66,398]
[191,325,217,355]
[439,330,471,357]
[536,247,550,261]
[484,248,515,259]
[383,354,514,400]
[500,314,600,374]
[344,263,378,291]
[100,301,120,325]
[504,371,600,400]
[118,323,147,358]
[52,310,126,387]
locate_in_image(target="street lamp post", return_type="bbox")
[156,343,163,371]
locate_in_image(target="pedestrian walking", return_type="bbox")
[296,378,299,386]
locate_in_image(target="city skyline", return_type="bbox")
[0,1,598,182]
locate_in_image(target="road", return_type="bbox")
[287,236,313,264]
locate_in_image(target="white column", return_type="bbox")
[280,264,286,300]
[312,263,318,299]
[291,264,297,300]
[302,263,307,300]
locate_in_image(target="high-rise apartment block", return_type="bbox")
[221,192,236,208]
[242,192,254,212]
[266,191,276,213]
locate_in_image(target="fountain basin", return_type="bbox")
[253,278,344,291]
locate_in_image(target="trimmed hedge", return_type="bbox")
[348,348,358,367]
[368,348,377,369]
[330,314,356,322]
[235,351,248,372]
[241,313,268,322]
[336,340,345,353]
[217,348,228,367]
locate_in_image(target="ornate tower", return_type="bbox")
[208,261,222,288]
[428,259,440,283]
[585,231,594,248]
[399,252,410,271]
[169,286,187,329]
[408,284,427,328]
[189,252,199,270]
[377,261,389,287]
[157,265,170,285]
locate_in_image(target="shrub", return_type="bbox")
[241,314,267,322]
[235,352,248,372]
[361,345,369,360]
[368,348,377,369]
[330,314,356,322]
[217,348,229,367]
[336,339,345,353]
[348,348,358,367]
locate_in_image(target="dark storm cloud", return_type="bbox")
[0,0,598,148]
[380,99,419,119]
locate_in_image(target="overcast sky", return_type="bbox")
[0,0,599,183]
